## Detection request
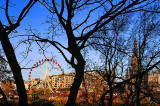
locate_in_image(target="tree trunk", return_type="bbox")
[136,78,142,106]
[0,34,28,106]
[100,91,108,106]
[136,90,140,106]
[108,89,113,106]
[0,87,9,105]
[65,62,85,106]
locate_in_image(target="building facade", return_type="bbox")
[28,71,107,94]
[148,71,160,92]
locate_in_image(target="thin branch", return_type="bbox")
[0,56,8,64]
[52,0,66,29]
[17,0,38,23]
[60,0,64,17]
[79,0,151,49]
[5,0,12,25]
[73,1,106,31]
[38,0,55,14]
[35,38,71,65]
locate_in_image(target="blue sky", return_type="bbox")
[2,0,159,82]
[0,0,71,80]
[0,0,102,80]
[1,0,145,81]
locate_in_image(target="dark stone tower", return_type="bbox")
[130,39,138,77]
[126,38,148,93]
[125,39,139,93]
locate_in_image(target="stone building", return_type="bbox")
[126,39,148,94]
[28,71,106,94]
[50,73,75,89]
[148,70,160,92]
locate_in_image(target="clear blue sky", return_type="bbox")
[0,0,69,80]
[1,0,101,80]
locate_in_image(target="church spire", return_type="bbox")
[133,39,138,57]
[130,38,138,75]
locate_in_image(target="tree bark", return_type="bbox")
[0,87,9,105]
[135,77,142,106]
[65,60,85,106]
[0,33,28,106]
[100,91,108,106]
[108,87,113,106]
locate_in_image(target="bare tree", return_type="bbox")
[0,54,12,82]
[86,5,160,105]
[130,10,160,105]
[0,0,37,105]
[27,0,160,105]
[0,52,11,105]
[92,9,160,106]
[87,14,131,106]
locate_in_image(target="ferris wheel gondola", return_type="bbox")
[28,58,64,95]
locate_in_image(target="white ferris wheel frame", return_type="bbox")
[28,58,64,94]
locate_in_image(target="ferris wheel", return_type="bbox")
[28,58,64,95]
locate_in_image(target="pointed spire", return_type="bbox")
[133,38,138,57]
[126,68,129,79]
[130,38,138,74]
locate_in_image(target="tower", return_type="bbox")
[127,39,139,81]
[126,38,148,96]
[125,39,139,95]
[130,39,138,77]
